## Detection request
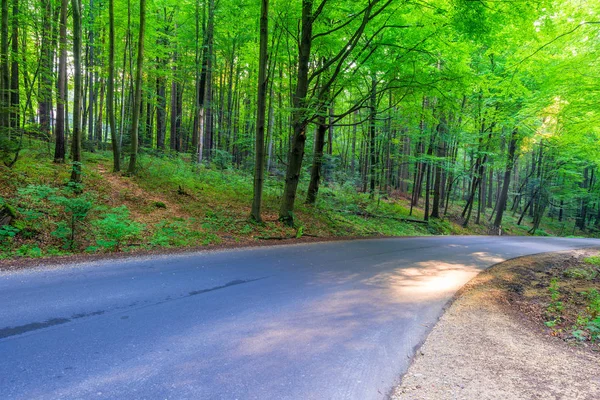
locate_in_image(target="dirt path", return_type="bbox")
[392,250,600,400]
[95,164,188,224]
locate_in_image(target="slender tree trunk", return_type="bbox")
[250,0,269,222]
[203,0,215,159]
[431,116,446,219]
[368,76,377,198]
[493,128,518,229]
[278,0,313,225]
[38,0,53,138]
[350,110,357,174]
[54,0,67,163]
[70,0,83,182]
[9,0,18,132]
[0,0,9,135]
[107,0,120,171]
[306,117,327,204]
[126,0,145,174]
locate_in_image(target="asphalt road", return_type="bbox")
[1,236,599,400]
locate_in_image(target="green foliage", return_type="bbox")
[210,149,233,170]
[152,201,167,209]
[583,256,600,267]
[150,218,218,247]
[584,289,600,319]
[545,278,563,327]
[91,206,144,251]
[15,244,42,258]
[427,219,453,235]
[571,290,600,342]
[0,225,20,250]
[48,193,94,250]
[563,267,598,281]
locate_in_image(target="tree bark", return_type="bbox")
[54,0,67,163]
[70,0,83,183]
[107,0,120,171]
[126,0,145,174]
[250,0,269,222]
[278,0,313,225]
[493,128,518,229]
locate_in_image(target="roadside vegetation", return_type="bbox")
[488,250,600,352]
[0,141,594,261]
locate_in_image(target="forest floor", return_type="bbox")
[392,249,600,400]
[0,142,590,263]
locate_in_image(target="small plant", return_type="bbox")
[571,290,600,342]
[584,289,600,319]
[583,256,600,267]
[91,206,144,251]
[152,201,167,209]
[49,194,94,249]
[545,278,563,327]
[0,224,19,250]
[587,318,600,341]
[563,267,597,280]
[15,244,42,258]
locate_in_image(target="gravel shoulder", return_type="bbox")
[392,249,600,400]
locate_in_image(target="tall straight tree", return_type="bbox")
[9,0,18,132]
[70,0,82,182]
[0,0,8,134]
[250,0,269,222]
[278,0,313,225]
[493,128,519,229]
[54,0,68,163]
[127,0,146,175]
[107,0,120,171]
[38,0,53,138]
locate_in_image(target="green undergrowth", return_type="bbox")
[0,143,593,260]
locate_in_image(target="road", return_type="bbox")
[1,236,599,399]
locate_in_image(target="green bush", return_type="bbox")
[545,278,563,327]
[91,206,144,251]
[15,244,42,258]
[49,194,94,249]
[563,267,597,280]
[584,256,600,266]
[0,224,19,250]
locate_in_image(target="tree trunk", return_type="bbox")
[431,116,446,219]
[38,0,53,138]
[368,76,377,198]
[9,0,18,132]
[126,0,145,174]
[250,0,269,222]
[70,0,82,183]
[54,0,67,163]
[493,128,518,229]
[278,0,313,225]
[107,0,120,171]
[0,0,9,134]
[306,117,327,204]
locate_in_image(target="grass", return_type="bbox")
[0,141,595,260]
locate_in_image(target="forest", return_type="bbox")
[0,0,599,257]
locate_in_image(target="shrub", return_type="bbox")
[49,194,94,249]
[91,206,144,251]
[545,278,563,327]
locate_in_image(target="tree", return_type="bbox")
[127,0,146,175]
[250,0,269,222]
[107,0,120,171]
[54,0,67,163]
[70,0,83,182]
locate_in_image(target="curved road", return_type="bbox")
[1,236,599,399]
